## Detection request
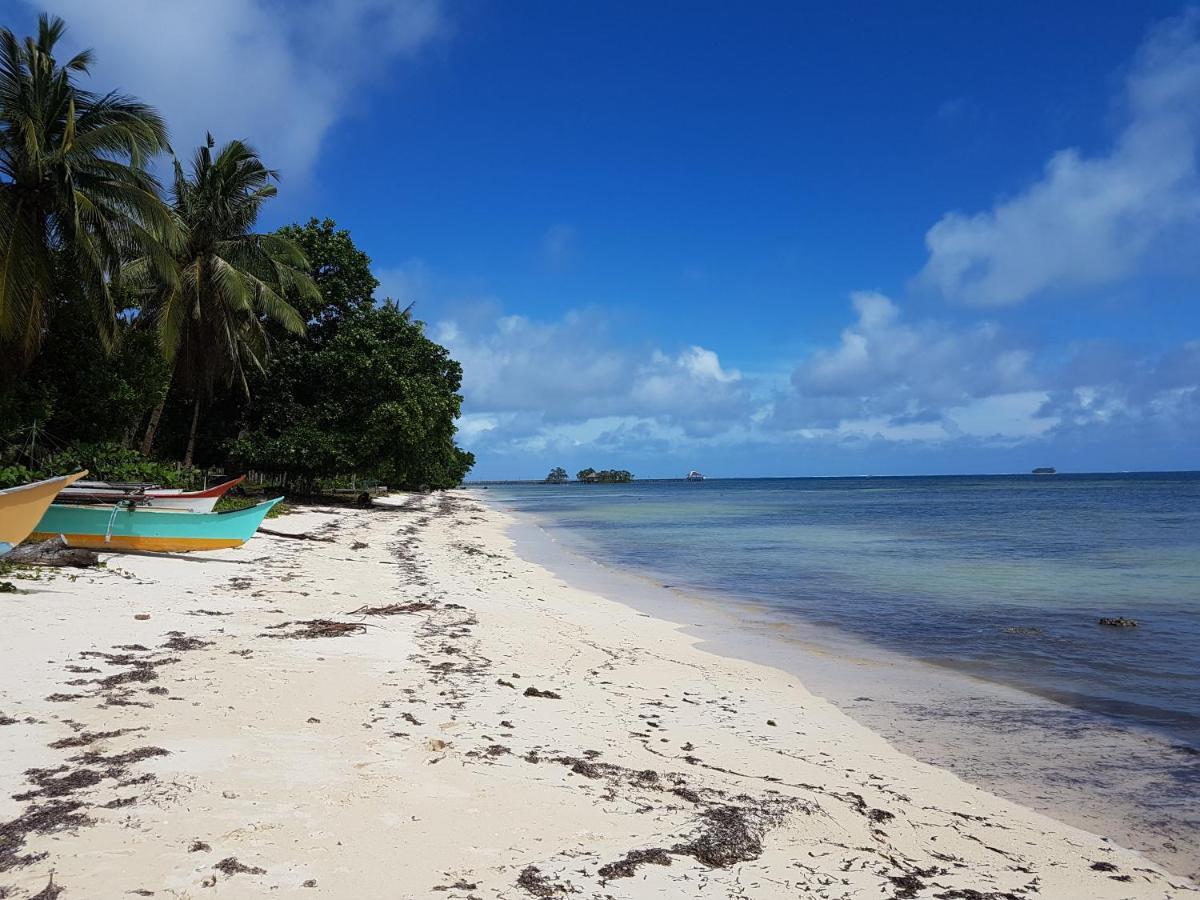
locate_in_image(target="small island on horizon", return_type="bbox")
[544,467,634,484]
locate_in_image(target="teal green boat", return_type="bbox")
[31,497,283,553]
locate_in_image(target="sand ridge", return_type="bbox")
[0,492,1193,898]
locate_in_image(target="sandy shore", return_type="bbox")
[1,491,1194,899]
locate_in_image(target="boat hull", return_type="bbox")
[0,472,88,549]
[58,475,247,513]
[55,494,221,514]
[31,496,282,553]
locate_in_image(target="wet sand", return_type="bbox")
[0,491,1194,898]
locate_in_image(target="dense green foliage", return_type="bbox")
[0,17,472,491]
[545,467,568,483]
[0,442,195,489]
[575,468,634,483]
[228,219,473,490]
[0,295,169,444]
[0,15,175,365]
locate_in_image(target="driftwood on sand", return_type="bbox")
[6,537,100,568]
[256,527,335,543]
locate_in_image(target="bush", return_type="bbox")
[0,442,197,489]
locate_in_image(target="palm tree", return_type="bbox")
[0,14,176,366]
[139,135,317,466]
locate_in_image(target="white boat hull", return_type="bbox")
[57,490,220,513]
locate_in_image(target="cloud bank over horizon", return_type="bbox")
[430,289,1196,479]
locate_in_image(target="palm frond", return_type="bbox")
[0,14,172,366]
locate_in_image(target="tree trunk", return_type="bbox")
[139,396,166,455]
[5,537,100,568]
[183,398,201,468]
[140,364,177,456]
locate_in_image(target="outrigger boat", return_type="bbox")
[56,475,246,513]
[31,496,283,553]
[0,471,88,554]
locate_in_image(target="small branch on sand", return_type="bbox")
[346,601,434,616]
[7,538,100,568]
[263,620,368,639]
[256,527,335,543]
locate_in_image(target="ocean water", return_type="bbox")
[479,473,1200,873]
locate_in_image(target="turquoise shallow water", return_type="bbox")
[482,473,1200,750]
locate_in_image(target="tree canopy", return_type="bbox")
[138,135,317,465]
[576,468,633,483]
[227,219,474,490]
[0,15,474,492]
[0,14,175,366]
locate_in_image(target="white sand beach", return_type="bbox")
[1,491,1194,899]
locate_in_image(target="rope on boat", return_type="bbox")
[104,501,132,544]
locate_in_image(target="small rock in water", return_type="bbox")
[1098,617,1138,628]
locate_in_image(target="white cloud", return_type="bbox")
[429,292,1198,476]
[33,0,445,180]
[431,307,755,456]
[440,312,751,425]
[917,9,1200,305]
[770,293,1199,453]
[779,291,1036,431]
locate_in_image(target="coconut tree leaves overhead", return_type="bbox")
[139,135,319,463]
[149,135,317,401]
[0,14,176,366]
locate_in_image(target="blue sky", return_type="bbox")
[11,1,1200,477]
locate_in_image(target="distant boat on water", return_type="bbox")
[686,471,705,481]
[1032,467,1057,475]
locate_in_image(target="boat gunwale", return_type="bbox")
[0,471,88,496]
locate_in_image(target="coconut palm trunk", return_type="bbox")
[139,397,166,455]
[182,398,201,468]
[140,367,174,455]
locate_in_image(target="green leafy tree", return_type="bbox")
[229,219,474,490]
[0,14,176,366]
[0,296,169,445]
[600,469,634,483]
[545,466,568,483]
[575,467,632,483]
[275,217,378,327]
[231,302,474,489]
[139,135,317,464]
